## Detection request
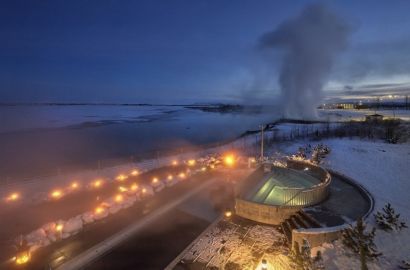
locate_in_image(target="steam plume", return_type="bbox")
[259,4,351,119]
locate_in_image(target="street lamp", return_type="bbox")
[261,259,268,270]
[224,154,235,167]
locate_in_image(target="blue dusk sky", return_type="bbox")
[1,0,410,104]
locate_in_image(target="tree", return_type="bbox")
[342,218,381,270]
[399,260,410,269]
[313,251,325,270]
[374,203,407,231]
[289,239,324,270]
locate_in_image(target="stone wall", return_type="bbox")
[235,198,301,225]
[291,225,347,249]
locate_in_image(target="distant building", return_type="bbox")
[337,103,355,109]
[365,113,384,122]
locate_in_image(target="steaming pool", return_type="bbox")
[243,166,322,205]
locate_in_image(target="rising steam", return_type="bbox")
[259,4,351,119]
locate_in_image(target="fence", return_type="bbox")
[0,135,258,202]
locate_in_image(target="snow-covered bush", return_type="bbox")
[374,203,407,231]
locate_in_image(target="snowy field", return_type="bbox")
[283,138,410,269]
[319,108,410,122]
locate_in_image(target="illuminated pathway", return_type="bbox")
[56,177,218,270]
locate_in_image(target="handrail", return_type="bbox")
[280,188,305,207]
[261,184,276,203]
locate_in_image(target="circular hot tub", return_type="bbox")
[235,161,331,225]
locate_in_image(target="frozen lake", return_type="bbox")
[0,105,278,180]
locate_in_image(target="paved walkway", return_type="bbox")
[56,177,218,270]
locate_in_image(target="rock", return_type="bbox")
[94,210,109,220]
[63,217,83,234]
[81,211,94,224]
[109,205,121,214]
[26,228,48,246]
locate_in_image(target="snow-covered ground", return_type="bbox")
[283,138,410,269]
[179,220,288,270]
[319,108,410,122]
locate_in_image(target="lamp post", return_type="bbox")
[261,259,268,270]
[260,125,265,161]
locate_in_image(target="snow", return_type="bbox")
[180,220,289,269]
[320,109,410,122]
[285,138,410,269]
[0,105,171,133]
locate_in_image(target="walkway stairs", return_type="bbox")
[280,210,322,245]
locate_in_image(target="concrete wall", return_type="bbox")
[292,225,347,249]
[235,198,301,225]
[291,170,375,250]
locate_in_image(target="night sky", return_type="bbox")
[1,0,410,104]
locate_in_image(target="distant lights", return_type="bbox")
[304,167,309,171]
[179,172,186,179]
[130,169,139,176]
[167,175,173,181]
[142,188,147,194]
[172,160,178,166]
[152,177,159,184]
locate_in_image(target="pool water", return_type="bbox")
[246,167,321,205]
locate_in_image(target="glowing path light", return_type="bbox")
[254,258,274,270]
[94,207,105,215]
[116,174,127,182]
[187,159,196,166]
[92,180,103,189]
[152,177,159,184]
[55,224,64,232]
[50,190,63,199]
[118,186,128,193]
[115,194,123,203]
[15,251,30,265]
[70,182,79,189]
[5,192,20,202]
[224,211,232,218]
[224,154,235,167]
[130,183,139,191]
